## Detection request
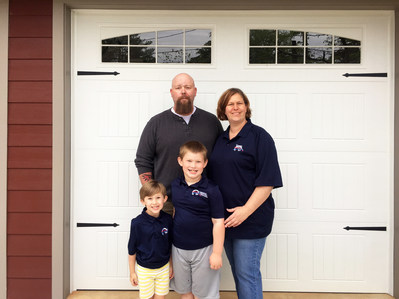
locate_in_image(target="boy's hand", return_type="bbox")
[209,252,222,270]
[169,265,174,279]
[130,272,138,286]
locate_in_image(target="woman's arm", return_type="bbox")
[224,186,273,228]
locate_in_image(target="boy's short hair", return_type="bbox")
[140,180,167,200]
[179,141,208,161]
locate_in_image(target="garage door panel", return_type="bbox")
[203,82,389,152]
[73,150,141,225]
[268,222,389,292]
[263,233,299,281]
[73,227,134,289]
[276,151,389,223]
[74,81,153,149]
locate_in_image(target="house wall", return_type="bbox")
[7,0,53,298]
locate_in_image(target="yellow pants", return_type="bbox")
[137,263,169,299]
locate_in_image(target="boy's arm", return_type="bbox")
[128,254,139,286]
[169,255,174,279]
[209,218,225,270]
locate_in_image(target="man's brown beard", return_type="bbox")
[175,99,193,115]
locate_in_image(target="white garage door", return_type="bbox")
[70,10,394,294]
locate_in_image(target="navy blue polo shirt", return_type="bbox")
[208,119,283,240]
[128,208,173,269]
[171,176,224,250]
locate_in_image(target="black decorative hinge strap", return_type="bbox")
[343,226,386,231]
[77,223,119,227]
[77,71,120,76]
[343,73,387,78]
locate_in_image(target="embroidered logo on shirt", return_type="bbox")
[161,228,168,235]
[192,189,208,198]
[233,144,244,151]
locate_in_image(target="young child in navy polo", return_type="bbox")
[128,180,173,299]
[171,141,225,299]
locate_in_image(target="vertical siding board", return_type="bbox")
[7,1,53,296]
[8,235,51,256]
[9,38,52,59]
[7,191,52,213]
[8,169,52,190]
[7,279,51,299]
[8,103,52,125]
[8,60,52,81]
[7,257,51,278]
[8,125,52,146]
[9,16,52,37]
[8,81,52,103]
[9,0,52,16]
[7,213,52,235]
[8,147,52,169]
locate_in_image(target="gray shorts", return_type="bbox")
[171,244,221,299]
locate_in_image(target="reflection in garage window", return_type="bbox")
[102,29,212,64]
[278,48,304,63]
[249,29,361,64]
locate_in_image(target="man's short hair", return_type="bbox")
[179,140,208,161]
[139,180,167,200]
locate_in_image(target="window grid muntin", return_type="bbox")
[249,29,361,65]
[102,29,212,64]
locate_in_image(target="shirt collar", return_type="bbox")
[223,119,253,140]
[178,175,208,188]
[141,207,163,222]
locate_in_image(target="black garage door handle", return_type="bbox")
[343,226,386,231]
[77,223,119,227]
[77,71,120,76]
[342,72,387,77]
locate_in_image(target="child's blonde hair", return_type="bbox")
[179,140,208,161]
[139,180,167,200]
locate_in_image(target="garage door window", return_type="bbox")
[102,29,212,64]
[249,29,361,64]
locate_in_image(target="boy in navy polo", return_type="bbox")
[171,141,225,299]
[128,180,173,299]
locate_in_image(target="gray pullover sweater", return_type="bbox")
[135,107,223,198]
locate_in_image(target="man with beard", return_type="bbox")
[135,73,223,214]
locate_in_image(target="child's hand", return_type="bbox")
[169,265,174,279]
[130,272,138,286]
[209,252,222,270]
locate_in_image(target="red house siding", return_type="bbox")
[7,0,53,298]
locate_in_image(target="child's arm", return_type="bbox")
[209,218,225,270]
[128,254,139,286]
[169,215,174,279]
[169,255,174,279]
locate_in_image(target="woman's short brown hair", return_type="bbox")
[216,88,252,121]
[139,180,167,200]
